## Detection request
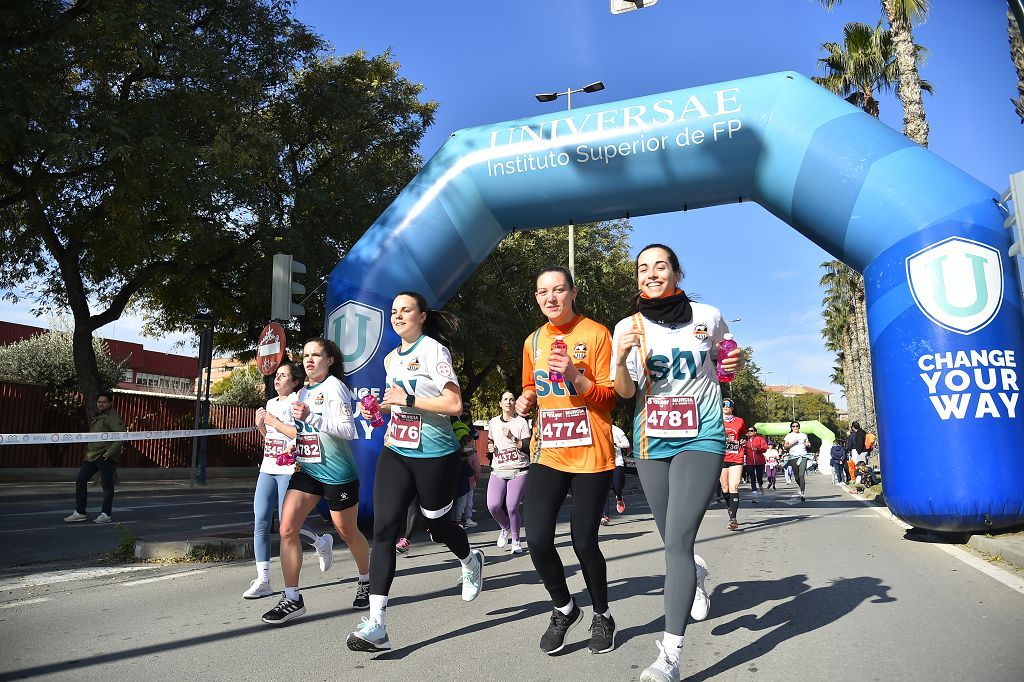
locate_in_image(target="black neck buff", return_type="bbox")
[636,289,693,326]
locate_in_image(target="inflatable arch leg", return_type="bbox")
[328,72,1023,532]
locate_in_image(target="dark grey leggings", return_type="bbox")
[637,451,723,636]
[785,457,808,494]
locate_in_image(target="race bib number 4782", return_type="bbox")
[539,407,593,448]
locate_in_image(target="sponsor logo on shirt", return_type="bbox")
[693,323,709,340]
[407,357,421,372]
[572,343,588,361]
[437,361,454,378]
[314,394,325,406]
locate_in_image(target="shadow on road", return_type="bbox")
[685,576,896,680]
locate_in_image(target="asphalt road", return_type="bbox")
[1,474,1023,681]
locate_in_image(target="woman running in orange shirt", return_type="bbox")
[515,266,618,656]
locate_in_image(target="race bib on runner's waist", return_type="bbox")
[644,396,699,438]
[492,446,525,468]
[388,412,422,449]
[539,407,593,449]
[295,432,321,463]
[263,437,289,459]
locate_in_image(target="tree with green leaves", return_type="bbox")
[0,325,124,413]
[1,2,435,418]
[445,220,637,413]
[818,0,932,146]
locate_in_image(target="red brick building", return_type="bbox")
[0,321,198,395]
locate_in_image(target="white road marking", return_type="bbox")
[199,522,251,530]
[844,488,1024,595]
[0,565,157,590]
[2,499,246,517]
[123,569,207,587]
[0,521,138,534]
[0,597,51,609]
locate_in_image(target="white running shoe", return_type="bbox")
[347,617,391,652]
[243,579,273,599]
[640,640,680,682]
[64,512,87,523]
[496,528,509,548]
[93,512,112,524]
[509,539,523,555]
[461,549,485,602]
[315,534,334,572]
[691,555,710,621]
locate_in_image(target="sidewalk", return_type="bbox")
[0,471,255,503]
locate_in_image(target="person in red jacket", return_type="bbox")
[741,426,769,500]
[719,399,745,530]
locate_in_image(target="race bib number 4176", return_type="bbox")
[539,407,593,448]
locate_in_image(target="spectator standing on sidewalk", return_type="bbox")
[64,390,124,524]
[741,426,768,499]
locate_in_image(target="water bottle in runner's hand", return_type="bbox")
[717,333,738,383]
[549,335,568,383]
[361,394,386,428]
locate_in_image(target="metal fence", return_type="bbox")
[0,382,259,468]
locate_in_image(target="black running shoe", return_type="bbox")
[588,612,616,654]
[540,602,584,655]
[261,596,305,625]
[353,580,370,610]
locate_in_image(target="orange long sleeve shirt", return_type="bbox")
[521,315,616,474]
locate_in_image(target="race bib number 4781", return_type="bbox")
[539,407,593,448]
[645,396,699,438]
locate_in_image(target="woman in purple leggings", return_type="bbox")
[486,392,532,555]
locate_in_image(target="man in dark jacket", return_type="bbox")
[64,391,125,524]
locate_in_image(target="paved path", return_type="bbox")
[1,474,1022,681]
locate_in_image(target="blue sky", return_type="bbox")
[4,0,1021,408]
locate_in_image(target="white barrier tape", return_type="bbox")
[0,427,255,446]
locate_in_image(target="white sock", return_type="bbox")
[600,609,612,619]
[369,594,388,625]
[284,586,300,601]
[554,599,575,615]
[358,573,369,584]
[662,632,683,659]
[256,561,270,583]
[459,552,476,569]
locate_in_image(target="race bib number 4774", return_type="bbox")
[539,407,593,448]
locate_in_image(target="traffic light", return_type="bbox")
[271,253,306,321]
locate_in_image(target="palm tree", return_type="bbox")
[1010,4,1024,123]
[813,21,897,117]
[818,0,932,146]
[820,260,865,426]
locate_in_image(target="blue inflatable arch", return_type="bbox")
[326,72,1023,533]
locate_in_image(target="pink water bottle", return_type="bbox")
[549,335,568,383]
[717,333,738,383]
[361,394,385,428]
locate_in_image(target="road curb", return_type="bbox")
[134,536,254,561]
[966,535,1024,570]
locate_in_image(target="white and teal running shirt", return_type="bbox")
[384,335,461,459]
[610,303,729,459]
[294,375,359,485]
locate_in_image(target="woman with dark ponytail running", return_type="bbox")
[347,292,484,653]
[611,244,741,681]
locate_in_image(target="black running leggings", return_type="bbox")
[524,463,612,614]
[637,451,723,636]
[747,464,765,492]
[369,448,470,596]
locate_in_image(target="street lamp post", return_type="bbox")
[535,81,605,279]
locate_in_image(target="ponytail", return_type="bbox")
[396,291,460,348]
